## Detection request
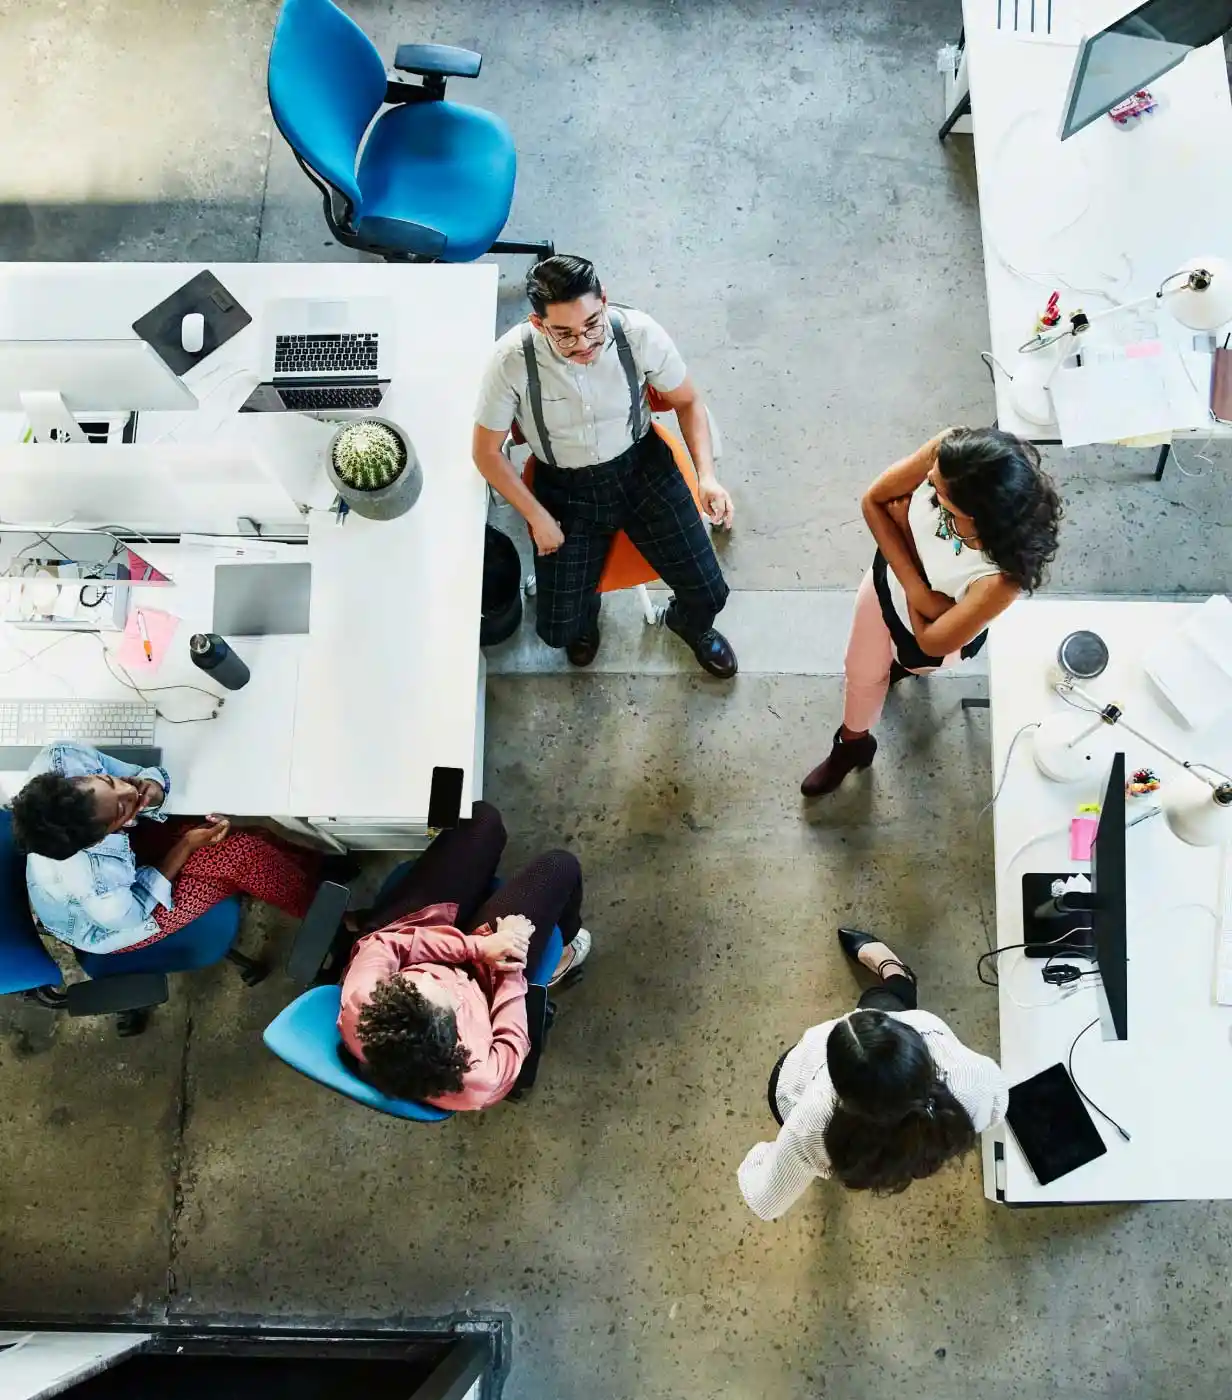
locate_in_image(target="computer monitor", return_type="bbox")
[0,338,197,441]
[1091,752,1129,1041]
[1059,0,1232,141]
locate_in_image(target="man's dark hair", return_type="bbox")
[525,254,602,316]
[356,976,473,1101]
[823,1010,976,1194]
[10,773,109,859]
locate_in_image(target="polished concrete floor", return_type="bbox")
[1,3,1231,1398]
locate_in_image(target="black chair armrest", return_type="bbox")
[65,973,168,1017]
[394,43,482,79]
[287,881,351,986]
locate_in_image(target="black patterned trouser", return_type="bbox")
[530,430,729,648]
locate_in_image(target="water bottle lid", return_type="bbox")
[189,633,213,654]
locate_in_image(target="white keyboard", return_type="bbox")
[1217,852,1232,1007]
[0,698,157,748]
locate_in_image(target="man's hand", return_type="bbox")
[137,778,166,812]
[531,514,565,555]
[698,475,734,530]
[182,815,230,853]
[478,914,533,970]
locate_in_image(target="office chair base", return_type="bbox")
[489,239,555,260]
[116,1007,151,1037]
[23,983,67,1010]
[226,948,270,987]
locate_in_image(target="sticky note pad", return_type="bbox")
[1070,816,1098,861]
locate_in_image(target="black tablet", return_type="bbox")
[1006,1062,1107,1186]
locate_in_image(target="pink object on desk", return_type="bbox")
[117,607,180,672]
[1070,816,1098,861]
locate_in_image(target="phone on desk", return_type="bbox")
[428,766,465,829]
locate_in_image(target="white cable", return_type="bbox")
[977,721,1040,825]
[86,632,223,725]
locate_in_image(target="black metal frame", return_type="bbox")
[938,26,969,140]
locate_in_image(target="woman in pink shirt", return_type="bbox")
[337,802,591,1111]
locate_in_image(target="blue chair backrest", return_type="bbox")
[268,0,388,211]
[0,809,61,995]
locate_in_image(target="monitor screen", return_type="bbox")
[1059,0,1232,140]
[1091,752,1129,1040]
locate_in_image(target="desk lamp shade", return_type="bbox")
[1168,257,1232,331]
[1162,769,1232,846]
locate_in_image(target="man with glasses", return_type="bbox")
[472,254,737,676]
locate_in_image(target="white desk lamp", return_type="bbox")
[1033,630,1232,847]
[1020,256,1232,355]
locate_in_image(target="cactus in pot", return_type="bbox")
[326,418,422,520]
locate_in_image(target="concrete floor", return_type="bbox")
[2,2,1232,1398]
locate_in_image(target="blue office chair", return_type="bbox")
[268,0,552,264]
[0,810,265,1034]
[263,862,563,1121]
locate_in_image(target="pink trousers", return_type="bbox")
[842,571,959,733]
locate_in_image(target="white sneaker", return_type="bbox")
[549,927,591,986]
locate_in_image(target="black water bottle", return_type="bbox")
[190,632,250,691]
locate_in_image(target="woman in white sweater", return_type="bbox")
[738,927,1009,1219]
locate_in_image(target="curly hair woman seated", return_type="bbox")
[337,801,592,1110]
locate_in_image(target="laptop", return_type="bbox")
[239,297,394,415]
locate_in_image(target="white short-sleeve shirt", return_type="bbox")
[474,306,687,469]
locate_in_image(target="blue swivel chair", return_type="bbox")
[264,864,563,1121]
[0,810,265,1035]
[268,0,552,264]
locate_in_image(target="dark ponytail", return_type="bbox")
[823,1011,976,1194]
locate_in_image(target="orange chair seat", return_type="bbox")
[517,420,703,594]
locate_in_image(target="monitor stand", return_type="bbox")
[18,391,135,444]
[1021,872,1095,958]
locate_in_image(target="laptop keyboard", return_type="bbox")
[277,384,385,411]
[274,332,379,376]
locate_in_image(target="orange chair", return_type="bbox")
[506,388,714,626]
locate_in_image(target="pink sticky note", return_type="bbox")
[1124,340,1163,360]
[1070,816,1098,861]
[117,607,180,673]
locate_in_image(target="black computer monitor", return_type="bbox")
[1059,0,1232,140]
[1091,752,1129,1040]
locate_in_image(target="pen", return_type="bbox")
[136,609,153,663]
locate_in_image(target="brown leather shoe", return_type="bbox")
[800,728,878,797]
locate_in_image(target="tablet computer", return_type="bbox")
[1006,1062,1107,1186]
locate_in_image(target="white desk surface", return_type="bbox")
[987,599,1232,1203]
[962,0,1232,442]
[0,262,497,825]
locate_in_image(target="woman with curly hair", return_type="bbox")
[801,426,1062,797]
[337,802,591,1110]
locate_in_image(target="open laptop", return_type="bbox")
[239,297,394,415]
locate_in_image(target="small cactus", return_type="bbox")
[330,421,406,492]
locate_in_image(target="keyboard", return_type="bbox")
[277,384,384,412]
[1217,855,1232,1007]
[274,332,379,376]
[0,699,158,771]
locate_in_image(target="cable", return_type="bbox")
[1069,1017,1131,1142]
[977,925,1093,988]
[85,633,223,725]
[976,721,1040,825]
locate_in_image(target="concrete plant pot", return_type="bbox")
[326,418,422,521]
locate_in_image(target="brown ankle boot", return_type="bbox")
[800,728,878,797]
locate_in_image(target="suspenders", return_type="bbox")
[519,309,645,468]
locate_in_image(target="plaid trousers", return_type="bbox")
[531,430,729,648]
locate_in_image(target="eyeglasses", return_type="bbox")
[545,312,607,351]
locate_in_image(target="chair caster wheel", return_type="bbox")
[524,573,537,598]
[116,1008,151,1037]
[24,984,67,1010]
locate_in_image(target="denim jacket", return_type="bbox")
[24,744,175,954]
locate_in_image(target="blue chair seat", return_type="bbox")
[357,101,516,262]
[77,897,242,979]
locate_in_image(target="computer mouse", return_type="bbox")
[1009,355,1057,426]
[181,312,205,355]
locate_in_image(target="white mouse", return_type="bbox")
[181,311,205,355]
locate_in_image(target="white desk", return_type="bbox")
[984,599,1232,1203]
[0,263,497,846]
[943,1,1232,464]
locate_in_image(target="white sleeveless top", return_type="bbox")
[884,483,1002,627]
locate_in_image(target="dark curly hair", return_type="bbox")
[935,427,1062,593]
[823,1010,976,1194]
[10,772,109,859]
[355,976,473,1101]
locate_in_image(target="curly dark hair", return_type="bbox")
[823,1010,976,1194]
[10,772,109,859]
[935,427,1062,593]
[355,976,473,1101]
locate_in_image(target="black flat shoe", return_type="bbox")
[663,602,737,678]
[566,626,601,668]
[837,926,917,984]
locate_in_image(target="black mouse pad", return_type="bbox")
[132,270,252,376]
[1007,1062,1108,1186]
